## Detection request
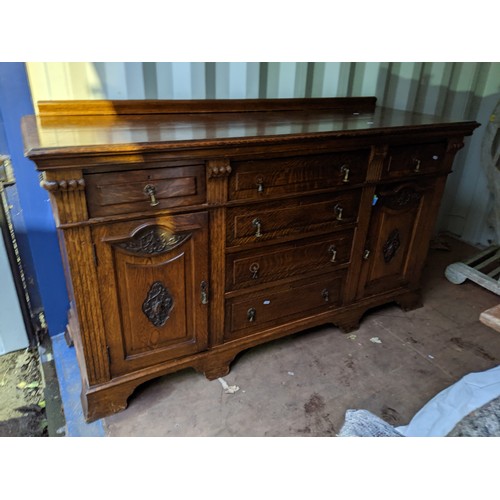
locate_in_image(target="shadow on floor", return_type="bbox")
[50,235,500,437]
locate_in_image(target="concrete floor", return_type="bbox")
[91,235,500,437]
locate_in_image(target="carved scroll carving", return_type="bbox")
[379,186,423,210]
[383,229,401,263]
[386,188,422,209]
[116,226,191,255]
[142,281,173,327]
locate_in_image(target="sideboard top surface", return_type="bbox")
[22,97,479,160]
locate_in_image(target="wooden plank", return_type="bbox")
[473,249,500,270]
[463,245,500,265]
[480,303,500,333]
[37,97,378,117]
[487,265,500,278]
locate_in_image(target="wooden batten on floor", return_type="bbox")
[480,303,500,333]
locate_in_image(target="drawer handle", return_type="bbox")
[249,262,260,279]
[363,249,371,260]
[413,158,421,173]
[340,164,350,183]
[334,204,343,221]
[247,307,257,322]
[252,218,263,238]
[322,288,329,302]
[328,244,337,263]
[256,177,264,193]
[200,280,209,305]
[143,184,160,207]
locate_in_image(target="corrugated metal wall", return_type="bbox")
[26,62,500,247]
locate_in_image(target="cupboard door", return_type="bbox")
[92,212,209,377]
[357,181,437,298]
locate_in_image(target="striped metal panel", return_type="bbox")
[25,62,495,111]
[25,62,500,247]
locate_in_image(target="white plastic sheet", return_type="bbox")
[396,365,500,436]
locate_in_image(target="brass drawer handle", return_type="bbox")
[334,204,343,221]
[340,164,350,183]
[249,262,260,279]
[247,307,257,322]
[328,244,337,263]
[413,158,421,173]
[252,218,263,238]
[200,280,208,305]
[322,288,329,302]
[144,184,160,207]
[256,176,264,193]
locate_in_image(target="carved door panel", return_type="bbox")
[357,181,436,298]
[92,212,209,377]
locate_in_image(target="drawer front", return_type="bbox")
[382,142,448,179]
[224,273,345,341]
[86,164,206,217]
[226,230,354,291]
[228,150,369,201]
[226,191,361,248]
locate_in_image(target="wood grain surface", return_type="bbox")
[22,98,479,421]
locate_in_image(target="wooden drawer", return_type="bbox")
[86,164,206,217]
[382,142,448,179]
[226,190,360,248]
[228,150,369,201]
[224,273,345,341]
[226,229,354,291]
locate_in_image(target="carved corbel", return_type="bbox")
[208,164,232,178]
[38,171,88,224]
[207,159,232,204]
[446,138,465,153]
[40,174,86,192]
[367,144,389,181]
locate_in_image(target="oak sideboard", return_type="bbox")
[22,97,479,421]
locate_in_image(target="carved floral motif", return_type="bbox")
[142,281,173,327]
[381,187,423,210]
[383,229,401,263]
[117,227,191,255]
